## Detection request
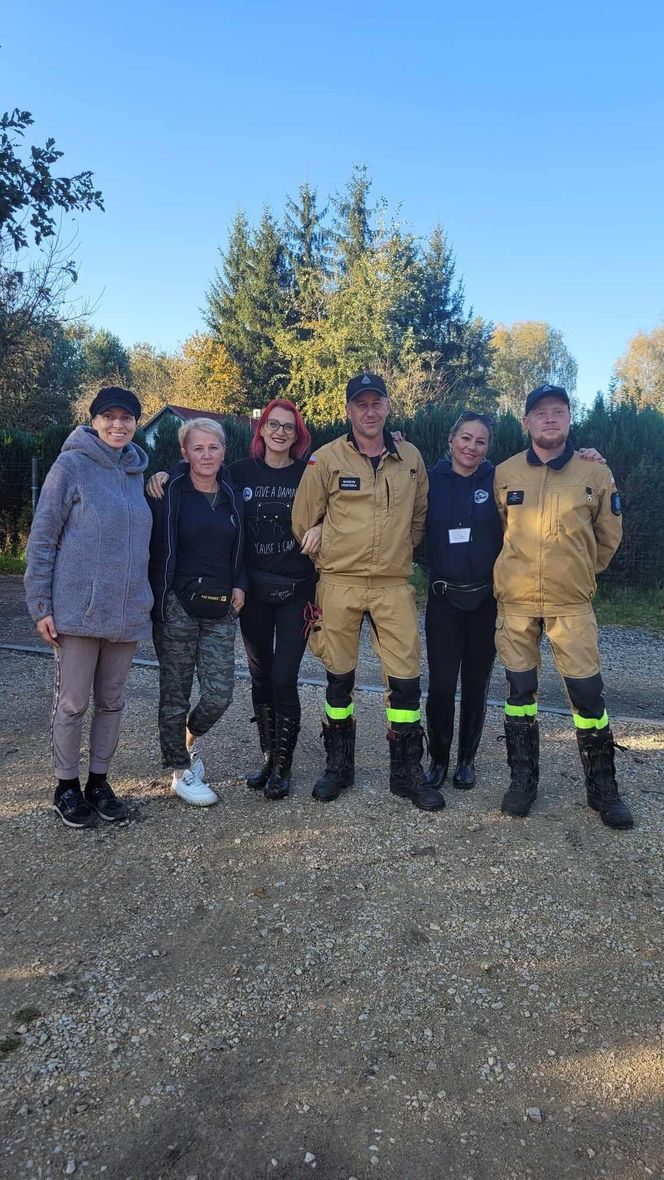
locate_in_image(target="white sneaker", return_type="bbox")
[171,769,218,807]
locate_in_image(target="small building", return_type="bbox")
[142,405,251,449]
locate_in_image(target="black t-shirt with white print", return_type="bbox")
[230,457,314,580]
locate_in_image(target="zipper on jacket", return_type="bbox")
[221,475,243,585]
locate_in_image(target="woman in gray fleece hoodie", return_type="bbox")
[24,388,153,828]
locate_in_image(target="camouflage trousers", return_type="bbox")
[153,591,236,770]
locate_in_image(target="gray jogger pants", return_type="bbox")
[153,591,236,770]
[51,635,137,780]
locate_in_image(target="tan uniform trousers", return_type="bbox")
[310,577,421,725]
[495,608,608,727]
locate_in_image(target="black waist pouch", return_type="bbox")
[431,580,493,612]
[249,572,316,605]
[249,572,297,604]
[175,576,232,619]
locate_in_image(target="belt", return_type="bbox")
[431,579,491,597]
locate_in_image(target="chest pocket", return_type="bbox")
[546,486,594,538]
[385,467,418,514]
[329,468,366,520]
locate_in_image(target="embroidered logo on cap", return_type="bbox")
[361,374,371,384]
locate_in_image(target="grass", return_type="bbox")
[410,562,429,608]
[0,554,26,575]
[593,583,664,633]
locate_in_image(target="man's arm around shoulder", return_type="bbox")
[291,449,329,542]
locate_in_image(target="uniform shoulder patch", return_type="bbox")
[307,454,317,466]
[611,491,622,516]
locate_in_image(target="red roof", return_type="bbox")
[144,405,251,429]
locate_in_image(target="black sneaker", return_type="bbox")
[84,779,129,822]
[53,785,96,829]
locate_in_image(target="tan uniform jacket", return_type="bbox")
[493,448,622,616]
[291,432,429,582]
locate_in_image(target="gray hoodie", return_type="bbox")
[24,426,154,642]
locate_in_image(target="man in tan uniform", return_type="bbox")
[291,373,444,811]
[493,383,633,829]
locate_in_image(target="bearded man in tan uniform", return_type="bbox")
[493,384,633,830]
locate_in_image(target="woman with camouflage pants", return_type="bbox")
[148,418,247,806]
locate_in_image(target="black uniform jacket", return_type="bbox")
[148,461,247,623]
[426,458,503,586]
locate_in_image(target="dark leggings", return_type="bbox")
[239,585,314,721]
[425,591,497,749]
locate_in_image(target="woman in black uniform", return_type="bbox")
[424,411,502,793]
[230,399,320,799]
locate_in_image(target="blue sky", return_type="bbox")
[3,0,663,404]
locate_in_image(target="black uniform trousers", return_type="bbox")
[425,590,497,755]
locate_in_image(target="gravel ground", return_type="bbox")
[1,649,662,1180]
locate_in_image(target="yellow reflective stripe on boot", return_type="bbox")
[325,702,354,721]
[504,702,538,717]
[573,710,609,730]
[386,707,421,724]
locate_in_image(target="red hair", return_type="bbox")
[249,398,311,461]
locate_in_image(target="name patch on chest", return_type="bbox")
[507,490,524,505]
[339,476,361,491]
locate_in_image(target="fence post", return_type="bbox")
[31,456,40,518]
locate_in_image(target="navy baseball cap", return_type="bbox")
[524,384,570,415]
[345,372,389,402]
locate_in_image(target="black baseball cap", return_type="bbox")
[524,384,570,415]
[89,386,142,421]
[345,372,389,402]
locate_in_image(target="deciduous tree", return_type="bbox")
[613,323,664,410]
[489,321,578,414]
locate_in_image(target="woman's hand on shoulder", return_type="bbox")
[578,447,606,464]
[146,471,169,498]
[36,615,59,648]
[300,524,322,556]
[231,587,245,614]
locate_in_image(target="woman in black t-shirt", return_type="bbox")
[231,399,320,799]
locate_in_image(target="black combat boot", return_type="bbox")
[312,719,356,802]
[388,727,446,811]
[246,703,275,790]
[424,728,451,789]
[501,717,539,817]
[452,701,487,789]
[576,727,634,830]
[264,715,300,801]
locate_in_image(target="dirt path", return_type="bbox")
[0,649,662,1180]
